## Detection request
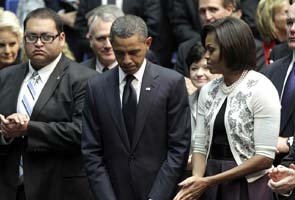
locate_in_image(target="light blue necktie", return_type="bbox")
[19,71,41,182]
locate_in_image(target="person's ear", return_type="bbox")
[145,36,152,49]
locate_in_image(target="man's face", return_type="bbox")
[198,0,234,25]
[111,34,152,74]
[89,18,116,67]
[286,4,295,49]
[24,18,65,69]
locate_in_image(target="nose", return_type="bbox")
[104,38,112,48]
[123,54,132,65]
[34,37,44,46]
[205,10,213,23]
[196,68,205,76]
[204,50,210,60]
[4,45,11,54]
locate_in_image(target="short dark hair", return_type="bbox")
[186,42,206,69]
[201,17,256,71]
[24,8,63,33]
[110,15,147,42]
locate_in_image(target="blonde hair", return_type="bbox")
[0,7,23,43]
[256,0,288,44]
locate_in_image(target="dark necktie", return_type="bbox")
[281,63,295,128]
[122,74,137,144]
[108,0,116,4]
[103,67,109,72]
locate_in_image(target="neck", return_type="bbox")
[223,70,245,86]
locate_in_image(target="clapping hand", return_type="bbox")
[0,113,29,138]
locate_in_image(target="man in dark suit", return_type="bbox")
[175,0,265,77]
[263,2,295,168]
[0,8,96,200]
[82,5,123,72]
[82,15,191,200]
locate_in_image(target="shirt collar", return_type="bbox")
[95,58,117,73]
[27,53,62,83]
[119,59,146,84]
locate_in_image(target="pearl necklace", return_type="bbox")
[220,70,248,94]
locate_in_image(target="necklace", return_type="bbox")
[220,70,248,94]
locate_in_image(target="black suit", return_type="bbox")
[0,55,97,200]
[263,54,295,166]
[82,61,191,200]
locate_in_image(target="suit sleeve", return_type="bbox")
[81,81,117,200]
[26,70,96,154]
[148,76,191,200]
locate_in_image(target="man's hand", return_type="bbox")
[268,164,295,194]
[0,113,29,138]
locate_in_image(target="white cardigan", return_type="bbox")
[193,70,281,182]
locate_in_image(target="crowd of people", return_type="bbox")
[0,0,295,200]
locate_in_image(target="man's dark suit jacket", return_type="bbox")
[270,43,292,63]
[81,57,96,70]
[82,61,191,200]
[175,37,266,77]
[263,54,295,165]
[0,55,97,200]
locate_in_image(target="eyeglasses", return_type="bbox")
[24,33,60,44]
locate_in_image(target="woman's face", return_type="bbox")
[0,30,20,69]
[189,57,219,89]
[204,32,227,75]
[274,2,289,34]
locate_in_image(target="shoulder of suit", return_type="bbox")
[267,54,292,72]
[0,62,27,75]
[149,62,184,80]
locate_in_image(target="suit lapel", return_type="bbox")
[11,64,29,111]
[273,55,292,96]
[132,62,159,150]
[105,68,131,151]
[30,55,67,119]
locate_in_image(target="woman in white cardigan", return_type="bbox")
[174,17,281,200]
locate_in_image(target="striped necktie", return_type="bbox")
[19,71,41,182]
[21,71,41,116]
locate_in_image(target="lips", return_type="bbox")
[33,50,45,55]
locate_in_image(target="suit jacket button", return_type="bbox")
[129,155,135,161]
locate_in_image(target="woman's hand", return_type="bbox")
[174,175,210,200]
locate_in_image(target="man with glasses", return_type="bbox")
[0,8,96,200]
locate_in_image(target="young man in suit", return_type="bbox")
[82,15,191,200]
[0,8,96,200]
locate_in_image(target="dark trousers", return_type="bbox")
[16,184,26,200]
